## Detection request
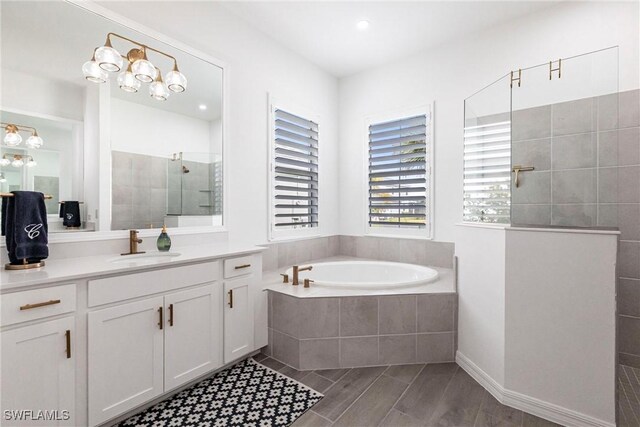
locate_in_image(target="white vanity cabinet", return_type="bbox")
[1,284,77,427]
[88,296,165,425]
[223,276,253,362]
[164,284,221,390]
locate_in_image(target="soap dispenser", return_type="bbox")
[157,225,171,252]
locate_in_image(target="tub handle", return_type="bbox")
[304,279,314,288]
[280,273,289,284]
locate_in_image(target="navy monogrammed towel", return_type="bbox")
[5,191,48,264]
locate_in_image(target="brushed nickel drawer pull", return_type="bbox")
[20,299,61,311]
[65,330,71,359]
[234,264,251,270]
[228,289,233,308]
[158,307,163,330]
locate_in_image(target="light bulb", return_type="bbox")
[117,64,141,93]
[26,134,43,149]
[0,174,6,183]
[82,59,108,83]
[357,20,370,30]
[165,67,187,93]
[11,157,24,168]
[26,158,37,167]
[132,59,157,83]
[95,38,123,72]
[150,81,169,101]
[0,157,10,167]
[4,127,22,147]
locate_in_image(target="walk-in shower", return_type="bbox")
[463,47,622,228]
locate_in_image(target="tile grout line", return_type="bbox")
[424,364,461,426]
[386,363,429,422]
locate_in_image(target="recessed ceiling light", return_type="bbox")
[357,20,370,30]
[199,104,207,110]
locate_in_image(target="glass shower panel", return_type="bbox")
[510,47,619,227]
[463,74,512,223]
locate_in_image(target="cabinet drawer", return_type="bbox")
[1,284,76,327]
[224,255,255,278]
[88,261,220,307]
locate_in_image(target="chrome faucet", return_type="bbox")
[121,230,146,256]
[292,265,313,286]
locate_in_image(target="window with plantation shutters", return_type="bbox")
[368,113,430,233]
[462,120,511,223]
[271,107,319,233]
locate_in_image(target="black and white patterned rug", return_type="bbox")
[117,358,323,427]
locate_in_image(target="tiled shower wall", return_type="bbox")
[261,235,455,271]
[511,89,640,367]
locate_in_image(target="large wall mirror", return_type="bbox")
[0,0,224,234]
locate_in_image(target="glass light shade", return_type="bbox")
[26,158,37,168]
[117,69,141,93]
[149,81,170,101]
[131,59,157,83]
[0,157,10,167]
[165,70,187,93]
[26,135,43,149]
[11,157,24,168]
[4,131,22,146]
[95,45,123,72]
[82,60,108,83]
[0,175,6,183]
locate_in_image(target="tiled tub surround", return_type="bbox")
[511,88,640,368]
[261,235,455,271]
[260,256,457,371]
[264,291,457,371]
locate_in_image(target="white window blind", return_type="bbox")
[368,114,429,229]
[462,120,511,223]
[272,108,318,229]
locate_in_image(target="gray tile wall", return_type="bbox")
[261,235,455,271]
[513,89,640,368]
[265,291,457,370]
[112,151,167,230]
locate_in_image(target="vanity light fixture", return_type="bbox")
[117,63,141,93]
[0,154,35,168]
[0,173,6,183]
[149,68,170,101]
[1,123,44,149]
[82,49,109,83]
[83,33,187,100]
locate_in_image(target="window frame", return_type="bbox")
[268,96,322,241]
[363,105,434,239]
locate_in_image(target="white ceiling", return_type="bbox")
[222,1,560,77]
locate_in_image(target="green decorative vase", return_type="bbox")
[157,225,171,252]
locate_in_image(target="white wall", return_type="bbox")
[338,1,640,242]
[0,69,84,121]
[97,1,340,246]
[504,229,617,425]
[110,98,212,158]
[455,225,506,385]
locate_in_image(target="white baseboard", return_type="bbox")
[455,351,615,427]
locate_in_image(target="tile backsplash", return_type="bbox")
[261,235,455,271]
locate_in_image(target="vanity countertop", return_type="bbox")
[0,243,266,291]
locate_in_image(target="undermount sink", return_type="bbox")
[108,252,182,264]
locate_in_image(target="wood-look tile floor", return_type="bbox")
[619,364,640,427]
[251,354,560,427]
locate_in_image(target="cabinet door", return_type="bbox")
[88,297,164,426]
[164,283,222,391]
[223,276,254,363]
[1,317,75,426]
